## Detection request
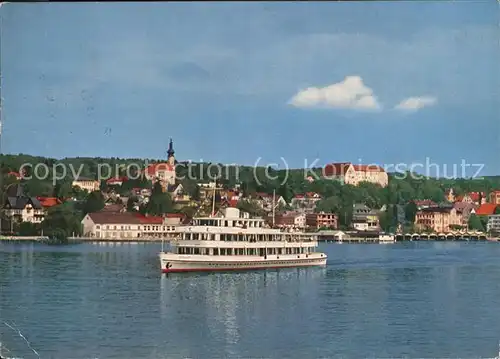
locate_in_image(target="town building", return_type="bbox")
[415,206,463,233]
[475,203,498,216]
[106,176,128,186]
[274,211,306,229]
[72,177,100,193]
[487,215,500,234]
[290,193,322,212]
[444,189,456,202]
[351,204,380,231]
[167,184,194,209]
[323,162,388,187]
[252,193,287,213]
[456,192,487,205]
[143,138,176,191]
[2,185,45,224]
[306,212,338,230]
[131,188,152,197]
[198,181,224,201]
[81,211,184,239]
[219,190,242,209]
[7,171,23,180]
[489,190,500,205]
[453,202,477,227]
[414,200,438,210]
[37,197,62,209]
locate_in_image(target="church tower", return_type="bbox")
[167,138,175,167]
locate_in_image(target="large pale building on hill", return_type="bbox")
[323,162,389,187]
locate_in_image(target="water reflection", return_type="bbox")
[159,267,326,357]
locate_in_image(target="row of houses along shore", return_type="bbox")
[4,180,500,239]
[3,139,500,239]
[61,190,500,241]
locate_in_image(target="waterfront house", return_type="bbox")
[306,212,338,230]
[72,177,100,193]
[81,211,183,239]
[322,162,388,188]
[3,185,45,224]
[415,206,463,233]
[351,204,380,231]
[487,214,500,234]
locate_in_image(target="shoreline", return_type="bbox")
[0,236,497,244]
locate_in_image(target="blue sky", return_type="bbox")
[1,2,499,175]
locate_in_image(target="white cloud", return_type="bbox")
[288,76,381,110]
[394,96,437,111]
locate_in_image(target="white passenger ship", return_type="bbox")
[159,207,327,273]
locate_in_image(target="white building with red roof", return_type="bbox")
[323,162,388,187]
[81,210,185,240]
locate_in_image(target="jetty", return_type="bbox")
[316,230,493,243]
[0,235,49,241]
[317,230,390,243]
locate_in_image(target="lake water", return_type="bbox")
[1,241,500,359]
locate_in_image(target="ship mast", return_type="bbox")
[0,67,3,236]
[211,178,216,217]
[272,189,276,228]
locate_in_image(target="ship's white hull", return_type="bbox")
[159,252,327,273]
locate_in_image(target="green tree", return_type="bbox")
[315,196,341,214]
[53,180,73,198]
[143,182,173,216]
[18,222,39,236]
[277,181,294,203]
[83,191,105,214]
[42,202,83,239]
[405,201,418,223]
[23,179,53,197]
[100,180,109,192]
[468,214,484,231]
[379,210,391,232]
[494,206,500,215]
[237,199,264,217]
